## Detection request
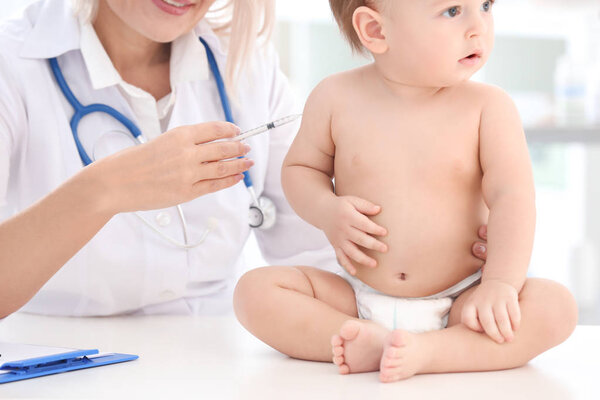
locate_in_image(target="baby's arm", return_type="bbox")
[282,79,388,274]
[461,86,536,343]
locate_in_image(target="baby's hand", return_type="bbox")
[460,279,521,344]
[322,195,388,275]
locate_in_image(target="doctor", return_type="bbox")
[0,0,489,318]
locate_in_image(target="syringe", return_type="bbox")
[231,114,302,142]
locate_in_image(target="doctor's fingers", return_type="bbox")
[348,227,388,253]
[186,121,241,144]
[191,173,245,197]
[195,158,254,182]
[196,141,251,163]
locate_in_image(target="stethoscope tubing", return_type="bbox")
[48,36,272,249]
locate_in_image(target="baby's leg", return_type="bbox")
[234,266,389,369]
[379,278,578,382]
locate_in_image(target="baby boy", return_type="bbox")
[234,0,577,383]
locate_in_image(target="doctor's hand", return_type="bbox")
[91,122,253,214]
[472,225,488,261]
[460,279,521,344]
[321,195,388,276]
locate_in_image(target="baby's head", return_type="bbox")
[329,0,495,87]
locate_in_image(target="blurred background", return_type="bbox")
[1,0,599,324]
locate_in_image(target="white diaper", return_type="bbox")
[340,269,482,333]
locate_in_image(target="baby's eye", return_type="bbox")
[481,0,495,12]
[443,6,461,18]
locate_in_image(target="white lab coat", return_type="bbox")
[0,0,337,316]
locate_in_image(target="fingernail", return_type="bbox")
[243,144,251,154]
[244,159,255,168]
[477,245,486,253]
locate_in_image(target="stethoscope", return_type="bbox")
[48,37,276,249]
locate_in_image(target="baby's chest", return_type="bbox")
[333,110,481,183]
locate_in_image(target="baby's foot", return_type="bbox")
[379,329,431,383]
[331,320,389,374]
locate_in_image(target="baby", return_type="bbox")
[234,0,578,382]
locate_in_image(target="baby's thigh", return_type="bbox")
[235,266,358,318]
[296,266,358,317]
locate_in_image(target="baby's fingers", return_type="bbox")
[353,213,387,237]
[346,196,382,217]
[335,248,356,276]
[494,305,514,342]
[479,308,504,344]
[343,241,377,269]
[461,304,483,332]
[349,227,388,253]
[507,298,521,331]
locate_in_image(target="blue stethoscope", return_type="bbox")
[48,37,276,249]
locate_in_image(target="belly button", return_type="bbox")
[398,273,407,281]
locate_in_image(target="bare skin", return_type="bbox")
[235,267,577,381]
[234,0,578,383]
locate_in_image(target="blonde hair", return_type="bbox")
[71,0,275,90]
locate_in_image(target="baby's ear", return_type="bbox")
[352,6,388,54]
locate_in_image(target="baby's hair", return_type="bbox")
[328,0,380,54]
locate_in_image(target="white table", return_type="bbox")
[0,313,597,399]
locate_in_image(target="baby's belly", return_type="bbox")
[338,180,488,298]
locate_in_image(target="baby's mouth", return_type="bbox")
[458,51,483,66]
[461,50,483,61]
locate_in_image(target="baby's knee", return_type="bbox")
[233,266,312,322]
[524,279,578,344]
[548,281,578,342]
[233,267,272,320]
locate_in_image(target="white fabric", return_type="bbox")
[340,270,482,332]
[78,19,207,139]
[0,0,337,317]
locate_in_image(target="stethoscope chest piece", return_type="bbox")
[249,196,276,230]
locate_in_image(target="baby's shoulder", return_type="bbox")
[453,81,515,108]
[308,67,368,104]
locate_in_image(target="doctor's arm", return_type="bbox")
[0,121,250,318]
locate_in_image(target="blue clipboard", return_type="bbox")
[0,344,138,384]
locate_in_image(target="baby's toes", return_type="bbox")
[333,355,344,365]
[380,355,403,369]
[332,345,344,357]
[379,370,402,383]
[338,363,351,375]
[331,334,343,347]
